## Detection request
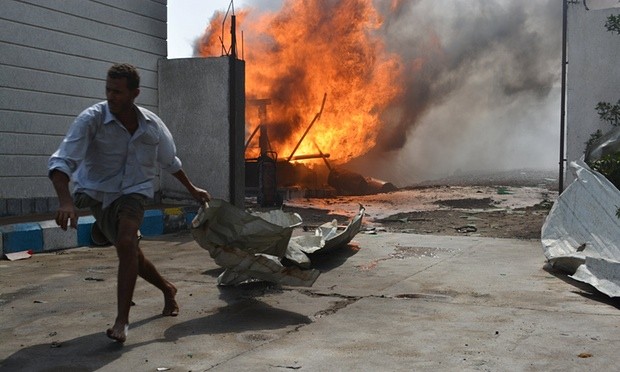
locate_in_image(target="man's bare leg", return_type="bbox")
[107,219,140,343]
[137,248,179,316]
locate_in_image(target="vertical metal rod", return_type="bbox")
[559,0,568,193]
[230,14,237,58]
[229,14,238,205]
[221,4,229,55]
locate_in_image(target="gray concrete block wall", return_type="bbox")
[158,57,246,207]
[230,58,246,208]
[565,4,620,185]
[0,0,167,216]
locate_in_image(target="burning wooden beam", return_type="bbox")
[287,93,327,162]
[279,153,330,162]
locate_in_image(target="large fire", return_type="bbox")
[197,0,403,164]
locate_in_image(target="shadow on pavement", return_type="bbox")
[163,298,311,342]
[308,243,361,272]
[543,264,620,310]
[1,297,311,371]
[0,315,161,371]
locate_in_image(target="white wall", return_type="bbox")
[566,3,620,185]
[0,0,167,215]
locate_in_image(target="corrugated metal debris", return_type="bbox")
[542,159,620,297]
[191,199,364,286]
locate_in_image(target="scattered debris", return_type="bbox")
[328,168,397,196]
[363,226,386,233]
[496,186,513,195]
[84,277,104,282]
[435,198,494,209]
[271,364,302,370]
[455,225,477,233]
[4,250,33,261]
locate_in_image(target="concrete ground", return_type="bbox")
[1,230,619,371]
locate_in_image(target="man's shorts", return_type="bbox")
[74,193,146,244]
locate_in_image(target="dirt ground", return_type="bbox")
[275,196,553,240]
[266,169,559,240]
[0,169,558,241]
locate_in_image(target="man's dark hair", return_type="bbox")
[107,63,140,90]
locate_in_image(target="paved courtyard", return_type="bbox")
[1,229,618,371]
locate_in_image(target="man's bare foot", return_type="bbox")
[162,283,179,316]
[106,324,128,343]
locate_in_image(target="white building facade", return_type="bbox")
[565,1,620,186]
[0,0,167,216]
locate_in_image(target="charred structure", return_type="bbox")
[244,95,396,206]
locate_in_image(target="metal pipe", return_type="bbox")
[247,99,272,155]
[279,153,331,162]
[287,93,327,162]
[559,0,568,193]
[228,14,238,205]
[314,141,332,171]
[245,124,260,151]
[230,14,237,58]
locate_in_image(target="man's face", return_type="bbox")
[106,77,139,115]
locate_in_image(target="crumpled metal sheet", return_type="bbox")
[191,199,364,287]
[290,204,366,255]
[584,125,620,162]
[541,159,620,297]
[191,198,319,286]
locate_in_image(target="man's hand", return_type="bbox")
[171,169,211,204]
[50,169,77,230]
[191,187,211,204]
[56,202,78,230]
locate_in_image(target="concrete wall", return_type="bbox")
[566,3,620,185]
[0,0,167,216]
[158,57,246,207]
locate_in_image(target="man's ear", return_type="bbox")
[132,88,140,100]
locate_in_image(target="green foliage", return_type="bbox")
[587,103,620,194]
[590,153,620,189]
[585,129,603,149]
[588,11,620,218]
[596,100,620,127]
[606,14,620,35]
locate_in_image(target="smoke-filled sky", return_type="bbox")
[357,0,562,185]
[169,0,562,186]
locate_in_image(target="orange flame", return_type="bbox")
[198,0,403,164]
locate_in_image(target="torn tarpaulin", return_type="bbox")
[191,199,365,286]
[541,159,620,297]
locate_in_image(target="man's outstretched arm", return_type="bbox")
[50,169,78,230]
[171,169,211,203]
